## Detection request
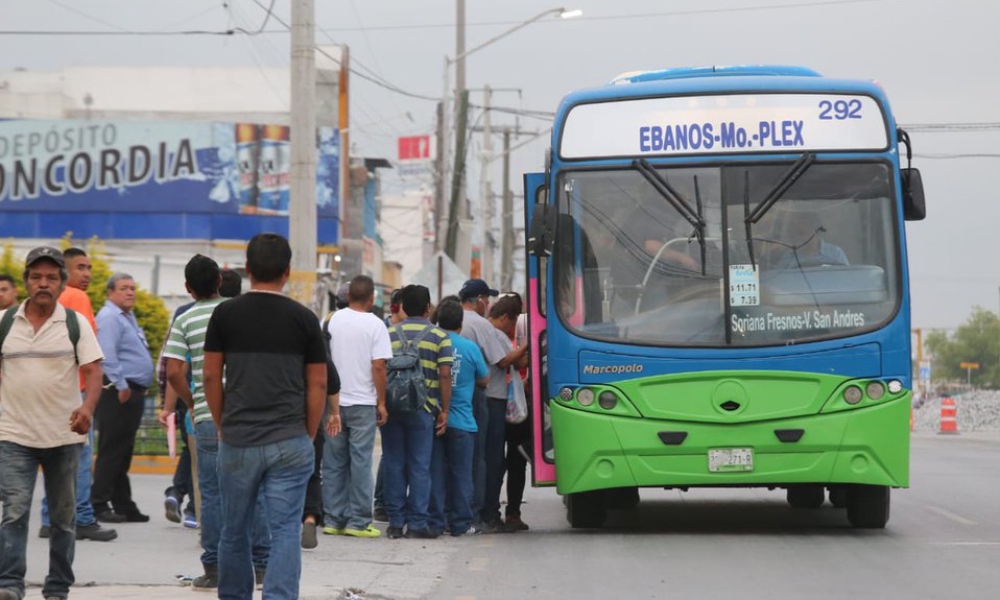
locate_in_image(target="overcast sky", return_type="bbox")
[1,0,996,330]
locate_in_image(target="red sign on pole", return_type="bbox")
[398,135,431,162]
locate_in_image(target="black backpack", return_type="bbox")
[385,325,431,416]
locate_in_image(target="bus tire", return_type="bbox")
[786,486,826,508]
[846,485,890,528]
[566,491,607,528]
[828,486,849,508]
[604,487,640,510]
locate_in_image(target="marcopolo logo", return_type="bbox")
[582,363,644,375]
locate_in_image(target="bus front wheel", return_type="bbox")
[846,485,890,528]
[566,491,607,528]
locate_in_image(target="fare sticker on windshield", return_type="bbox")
[729,264,760,306]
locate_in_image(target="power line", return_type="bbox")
[3,0,911,36]
[902,122,1000,132]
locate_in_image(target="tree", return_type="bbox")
[924,307,1000,389]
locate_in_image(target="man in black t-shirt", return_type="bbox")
[203,233,327,600]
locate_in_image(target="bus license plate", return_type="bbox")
[708,448,754,472]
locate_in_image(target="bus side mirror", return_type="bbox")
[902,168,926,221]
[528,204,557,256]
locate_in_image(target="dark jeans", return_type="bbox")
[505,416,530,518]
[428,428,475,533]
[303,432,325,522]
[480,396,508,524]
[168,404,194,510]
[470,387,488,519]
[381,409,435,530]
[91,383,146,514]
[0,441,81,600]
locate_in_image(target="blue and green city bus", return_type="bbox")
[524,66,926,528]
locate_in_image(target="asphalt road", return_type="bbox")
[18,432,999,599]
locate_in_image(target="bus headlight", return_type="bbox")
[598,391,618,410]
[843,385,863,405]
[577,388,595,406]
[559,387,574,401]
[866,381,886,401]
[887,380,903,394]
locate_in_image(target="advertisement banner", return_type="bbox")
[0,119,340,242]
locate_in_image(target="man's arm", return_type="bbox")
[305,362,326,440]
[372,358,387,426]
[203,350,224,429]
[70,360,104,435]
[497,343,529,369]
[435,364,451,436]
[165,358,194,410]
[95,312,126,392]
[326,392,341,437]
[158,384,180,428]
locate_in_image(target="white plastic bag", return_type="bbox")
[506,370,528,424]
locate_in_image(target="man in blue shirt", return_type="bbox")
[768,212,849,269]
[92,272,155,524]
[428,299,488,536]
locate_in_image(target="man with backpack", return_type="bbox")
[321,275,392,539]
[383,284,453,539]
[0,246,105,600]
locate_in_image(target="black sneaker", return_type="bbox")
[386,526,404,539]
[480,519,505,534]
[39,525,50,538]
[76,522,118,542]
[404,527,440,540]
[373,507,389,523]
[117,509,150,523]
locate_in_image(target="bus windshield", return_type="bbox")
[554,161,899,346]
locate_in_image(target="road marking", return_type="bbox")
[931,542,1000,547]
[468,557,488,572]
[926,505,977,526]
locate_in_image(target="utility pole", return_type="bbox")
[478,85,492,281]
[433,100,446,254]
[446,90,469,260]
[289,0,317,309]
[501,127,513,292]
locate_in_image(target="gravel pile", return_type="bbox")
[911,391,1000,432]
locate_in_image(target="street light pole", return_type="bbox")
[290,0,317,309]
[438,6,581,265]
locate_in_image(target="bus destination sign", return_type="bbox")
[560,93,888,159]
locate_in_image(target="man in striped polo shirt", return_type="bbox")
[383,284,453,539]
[163,255,269,592]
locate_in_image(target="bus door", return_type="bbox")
[524,171,556,486]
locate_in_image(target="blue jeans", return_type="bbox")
[0,441,81,600]
[195,420,270,569]
[428,428,475,534]
[380,409,435,530]
[321,405,377,530]
[41,429,97,527]
[481,397,508,524]
[217,435,313,600]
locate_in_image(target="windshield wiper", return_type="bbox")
[633,159,706,231]
[744,152,816,225]
[743,170,756,270]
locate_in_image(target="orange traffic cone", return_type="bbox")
[938,397,959,434]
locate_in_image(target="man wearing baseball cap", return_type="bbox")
[0,247,105,600]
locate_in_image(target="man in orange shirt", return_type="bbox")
[39,247,117,542]
[0,275,17,310]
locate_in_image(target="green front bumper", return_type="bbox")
[551,394,911,495]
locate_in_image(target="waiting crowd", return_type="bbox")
[0,233,531,600]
